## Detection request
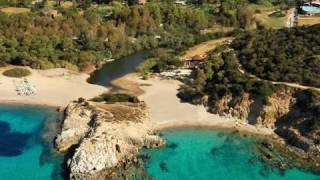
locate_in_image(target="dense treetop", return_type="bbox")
[0,0,295,71]
[232,25,320,87]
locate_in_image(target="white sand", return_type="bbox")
[0,67,108,107]
[130,75,274,135]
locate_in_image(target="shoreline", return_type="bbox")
[0,67,277,138]
[113,74,276,137]
[0,99,63,109]
[153,121,276,137]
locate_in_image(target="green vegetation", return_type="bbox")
[178,24,320,147]
[178,48,277,106]
[232,25,320,87]
[0,0,32,7]
[137,48,182,76]
[91,93,140,103]
[3,67,31,77]
[0,2,219,71]
[0,0,293,71]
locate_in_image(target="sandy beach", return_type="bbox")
[0,64,275,136]
[0,67,108,107]
[120,74,275,136]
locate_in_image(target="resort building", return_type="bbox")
[183,54,207,69]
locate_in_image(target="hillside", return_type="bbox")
[178,26,320,169]
[0,0,294,71]
[232,25,320,87]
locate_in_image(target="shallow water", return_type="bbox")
[142,129,320,180]
[0,105,63,180]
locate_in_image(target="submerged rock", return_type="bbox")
[167,143,178,149]
[160,162,169,172]
[210,147,218,156]
[55,101,165,179]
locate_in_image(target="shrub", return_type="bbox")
[137,58,158,76]
[91,93,140,103]
[3,67,31,77]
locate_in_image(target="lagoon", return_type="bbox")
[88,51,149,87]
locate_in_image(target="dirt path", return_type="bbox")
[236,55,320,92]
[181,37,234,60]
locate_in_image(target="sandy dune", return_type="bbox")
[0,67,108,107]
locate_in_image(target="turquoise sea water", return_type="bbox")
[0,105,63,180]
[143,129,320,180]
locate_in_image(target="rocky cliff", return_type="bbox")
[211,88,295,128]
[208,87,320,154]
[55,101,164,180]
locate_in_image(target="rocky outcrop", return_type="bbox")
[211,88,295,128]
[275,127,317,152]
[256,89,295,128]
[55,101,164,180]
[55,102,95,152]
[209,87,320,153]
[209,87,320,171]
[214,93,252,121]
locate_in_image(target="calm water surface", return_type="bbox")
[88,51,149,86]
[142,129,320,180]
[0,105,63,180]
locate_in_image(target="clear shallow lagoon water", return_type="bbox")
[142,129,320,180]
[0,105,63,180]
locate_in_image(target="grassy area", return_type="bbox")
[254,10,287,28]
[3,68,31,78]
[0,7,30,14]
[248,4,287,29]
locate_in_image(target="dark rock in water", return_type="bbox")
[167,143,178,149]
[160,162,169,172]
[275,128,316,152]
[0,121,32,157]
[217,132,225,137]
[210,147,218,156]
[259,166,271,178]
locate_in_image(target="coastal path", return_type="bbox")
[235,53,320,93]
